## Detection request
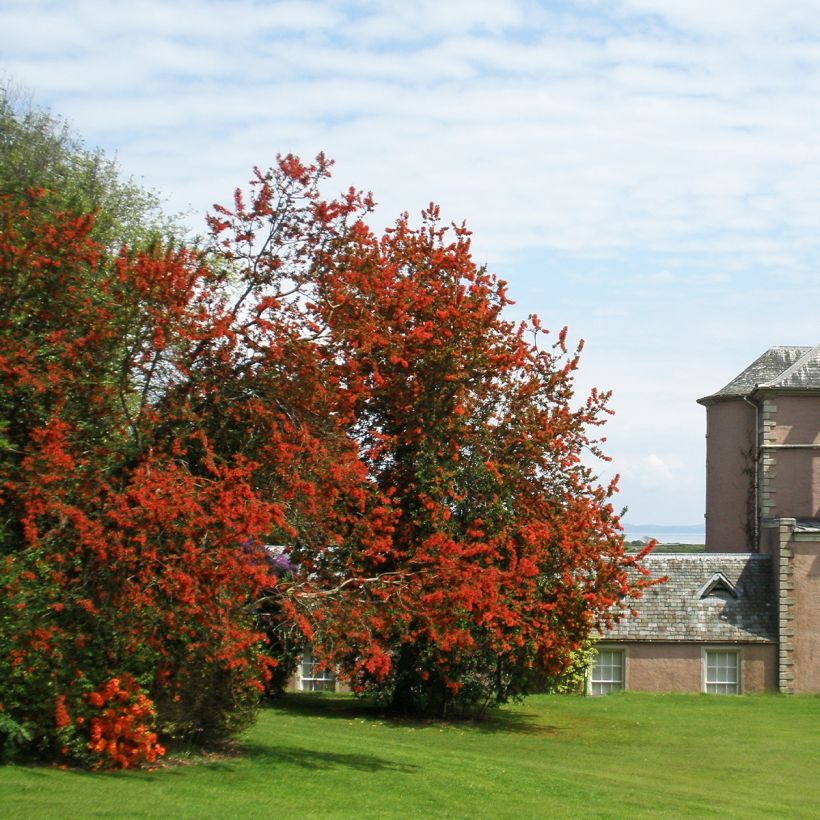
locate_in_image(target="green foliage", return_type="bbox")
[0,84,177,250]
[150,661,262,746]
[549,639,597,694]
[258,603,304,699]
[0,711,32,763]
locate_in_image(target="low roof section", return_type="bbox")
[603,553,776,644]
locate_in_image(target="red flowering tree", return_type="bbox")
[0,158,386,764]
[296,204,653,715]
[209,163,654,717]
[0,188,286,764]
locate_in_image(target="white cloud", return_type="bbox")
[614,0,820,39]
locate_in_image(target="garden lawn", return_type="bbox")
[2,692,819,818]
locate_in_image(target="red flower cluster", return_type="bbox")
[85,677,164,770]
[54,695,71,730]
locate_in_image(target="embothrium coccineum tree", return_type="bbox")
[208,164,653,716]
[302,204,652,715]
[0,187,283,765]
[0,166,378,764]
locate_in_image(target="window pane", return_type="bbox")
[590,650,624,694]
[705,651,739,694]
[300,647,336,691]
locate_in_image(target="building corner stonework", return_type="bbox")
[766,518,796,693]
[759,398,777,520]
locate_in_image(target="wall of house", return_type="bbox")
[760,525,780,555]
[705,400,756,552]
[765,395,820,520]
[284,645,351,693]
[606,641,777,693]
[773,450,820,518]
[770,395,820,446]
[790,536,820,694]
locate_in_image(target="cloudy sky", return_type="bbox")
[3,0,819,528]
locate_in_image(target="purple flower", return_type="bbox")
[264,546,295,577]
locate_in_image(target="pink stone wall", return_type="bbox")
[603,641,777,693]
[768,395,820,520]
[740,644,780,692]
[622,643,700,691]
[770,396,820,446]
[773,450,820,518]
[705,401,756,552]
[791,539,820,694]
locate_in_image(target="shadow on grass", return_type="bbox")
[267,693,559,737]
[241,743,419,773]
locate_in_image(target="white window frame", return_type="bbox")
[702,647,741,695]
[587,646,627,696]
[299,646,336,692]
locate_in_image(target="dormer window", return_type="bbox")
[697,572,738,600]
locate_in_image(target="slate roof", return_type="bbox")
[603,554,776,644]
[698,344,820,404]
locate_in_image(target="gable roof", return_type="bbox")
[603,554,776,644]
[698,344,820,404]
[696,572,738,599]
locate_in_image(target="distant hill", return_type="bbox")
[623,523,705,551]
[623,524,704,534]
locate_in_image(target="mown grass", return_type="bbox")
[2,691,819,818]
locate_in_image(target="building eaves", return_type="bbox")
[697,346,816,405]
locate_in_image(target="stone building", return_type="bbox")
[590,345,820,695]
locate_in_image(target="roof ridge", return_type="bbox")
[698,345,820,404]
[758,342,820,388]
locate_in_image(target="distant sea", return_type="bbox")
[622,524,705,544]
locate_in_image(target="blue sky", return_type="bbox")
[3,0,819,526]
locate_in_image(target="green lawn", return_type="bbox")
[2,692,818,818]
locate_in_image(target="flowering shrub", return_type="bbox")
[51,678,164,769]
[0,164,374,764]
[84,678,164,769]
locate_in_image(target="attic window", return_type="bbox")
[697,573,738,600]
